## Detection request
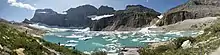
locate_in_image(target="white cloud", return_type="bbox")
[8,0,37,10]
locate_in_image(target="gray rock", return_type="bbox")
[157,0,220,26]
[181,40,192,49]
[0,51,10,55]
[3,46,12,52]
[0,44,3,50]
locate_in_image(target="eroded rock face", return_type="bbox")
[30,9,66,27]
[90,5,161,31]
[157,0,220,26]
[30,5,115,28]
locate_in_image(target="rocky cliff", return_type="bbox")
[90,5,160,31]
[29,5,115,28]
[157,0,220,26]
[30,9,66,27]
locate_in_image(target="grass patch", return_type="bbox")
[0,22,84,55]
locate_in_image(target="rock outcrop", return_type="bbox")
[97,6,115,15]
[90,5,160,31]
[157,0,220,26]
[30,5,115,28]
[22,19,33,24]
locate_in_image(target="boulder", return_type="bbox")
[0,44,3,50]
[181,40,192,49]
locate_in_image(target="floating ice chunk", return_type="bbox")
[73,27,90,32]
[140,40,160,43]
[65,34,84,38]
[66,40,79,43]
[62,44,78,47]
[102,36,110,39]
[92,42,105,47]
[78,37,92,40]
[112,40,118,43]
[132,39,139,42]
[120,36,128,39]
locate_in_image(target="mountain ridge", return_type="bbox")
[26,4,161,31]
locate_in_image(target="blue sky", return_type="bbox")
[0,0,188,22]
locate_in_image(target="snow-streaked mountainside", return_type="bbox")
[25,5,161,31]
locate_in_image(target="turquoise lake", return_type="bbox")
[43,31,200,54]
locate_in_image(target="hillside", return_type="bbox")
[0,21,84,55]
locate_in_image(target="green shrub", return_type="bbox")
[91,51,107,55]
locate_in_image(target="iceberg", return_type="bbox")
[65,34,84,38]
[64,44,78,47]
[66,40,79,43]
[78,37,93,40]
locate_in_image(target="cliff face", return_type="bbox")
[30,5,115,28]
[30,9,66,27]
[97,6,115,15]
[157,0,220,26]
[90,5,161,31]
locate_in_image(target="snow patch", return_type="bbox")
[90,14,114,20]
[157,15,163,19]
[37,12,47,13]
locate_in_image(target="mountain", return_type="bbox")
[90,5,161,31]
[29,5,115,28]
[30,9,66,27]
[157,0,220,26]
[28,5,161,31]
